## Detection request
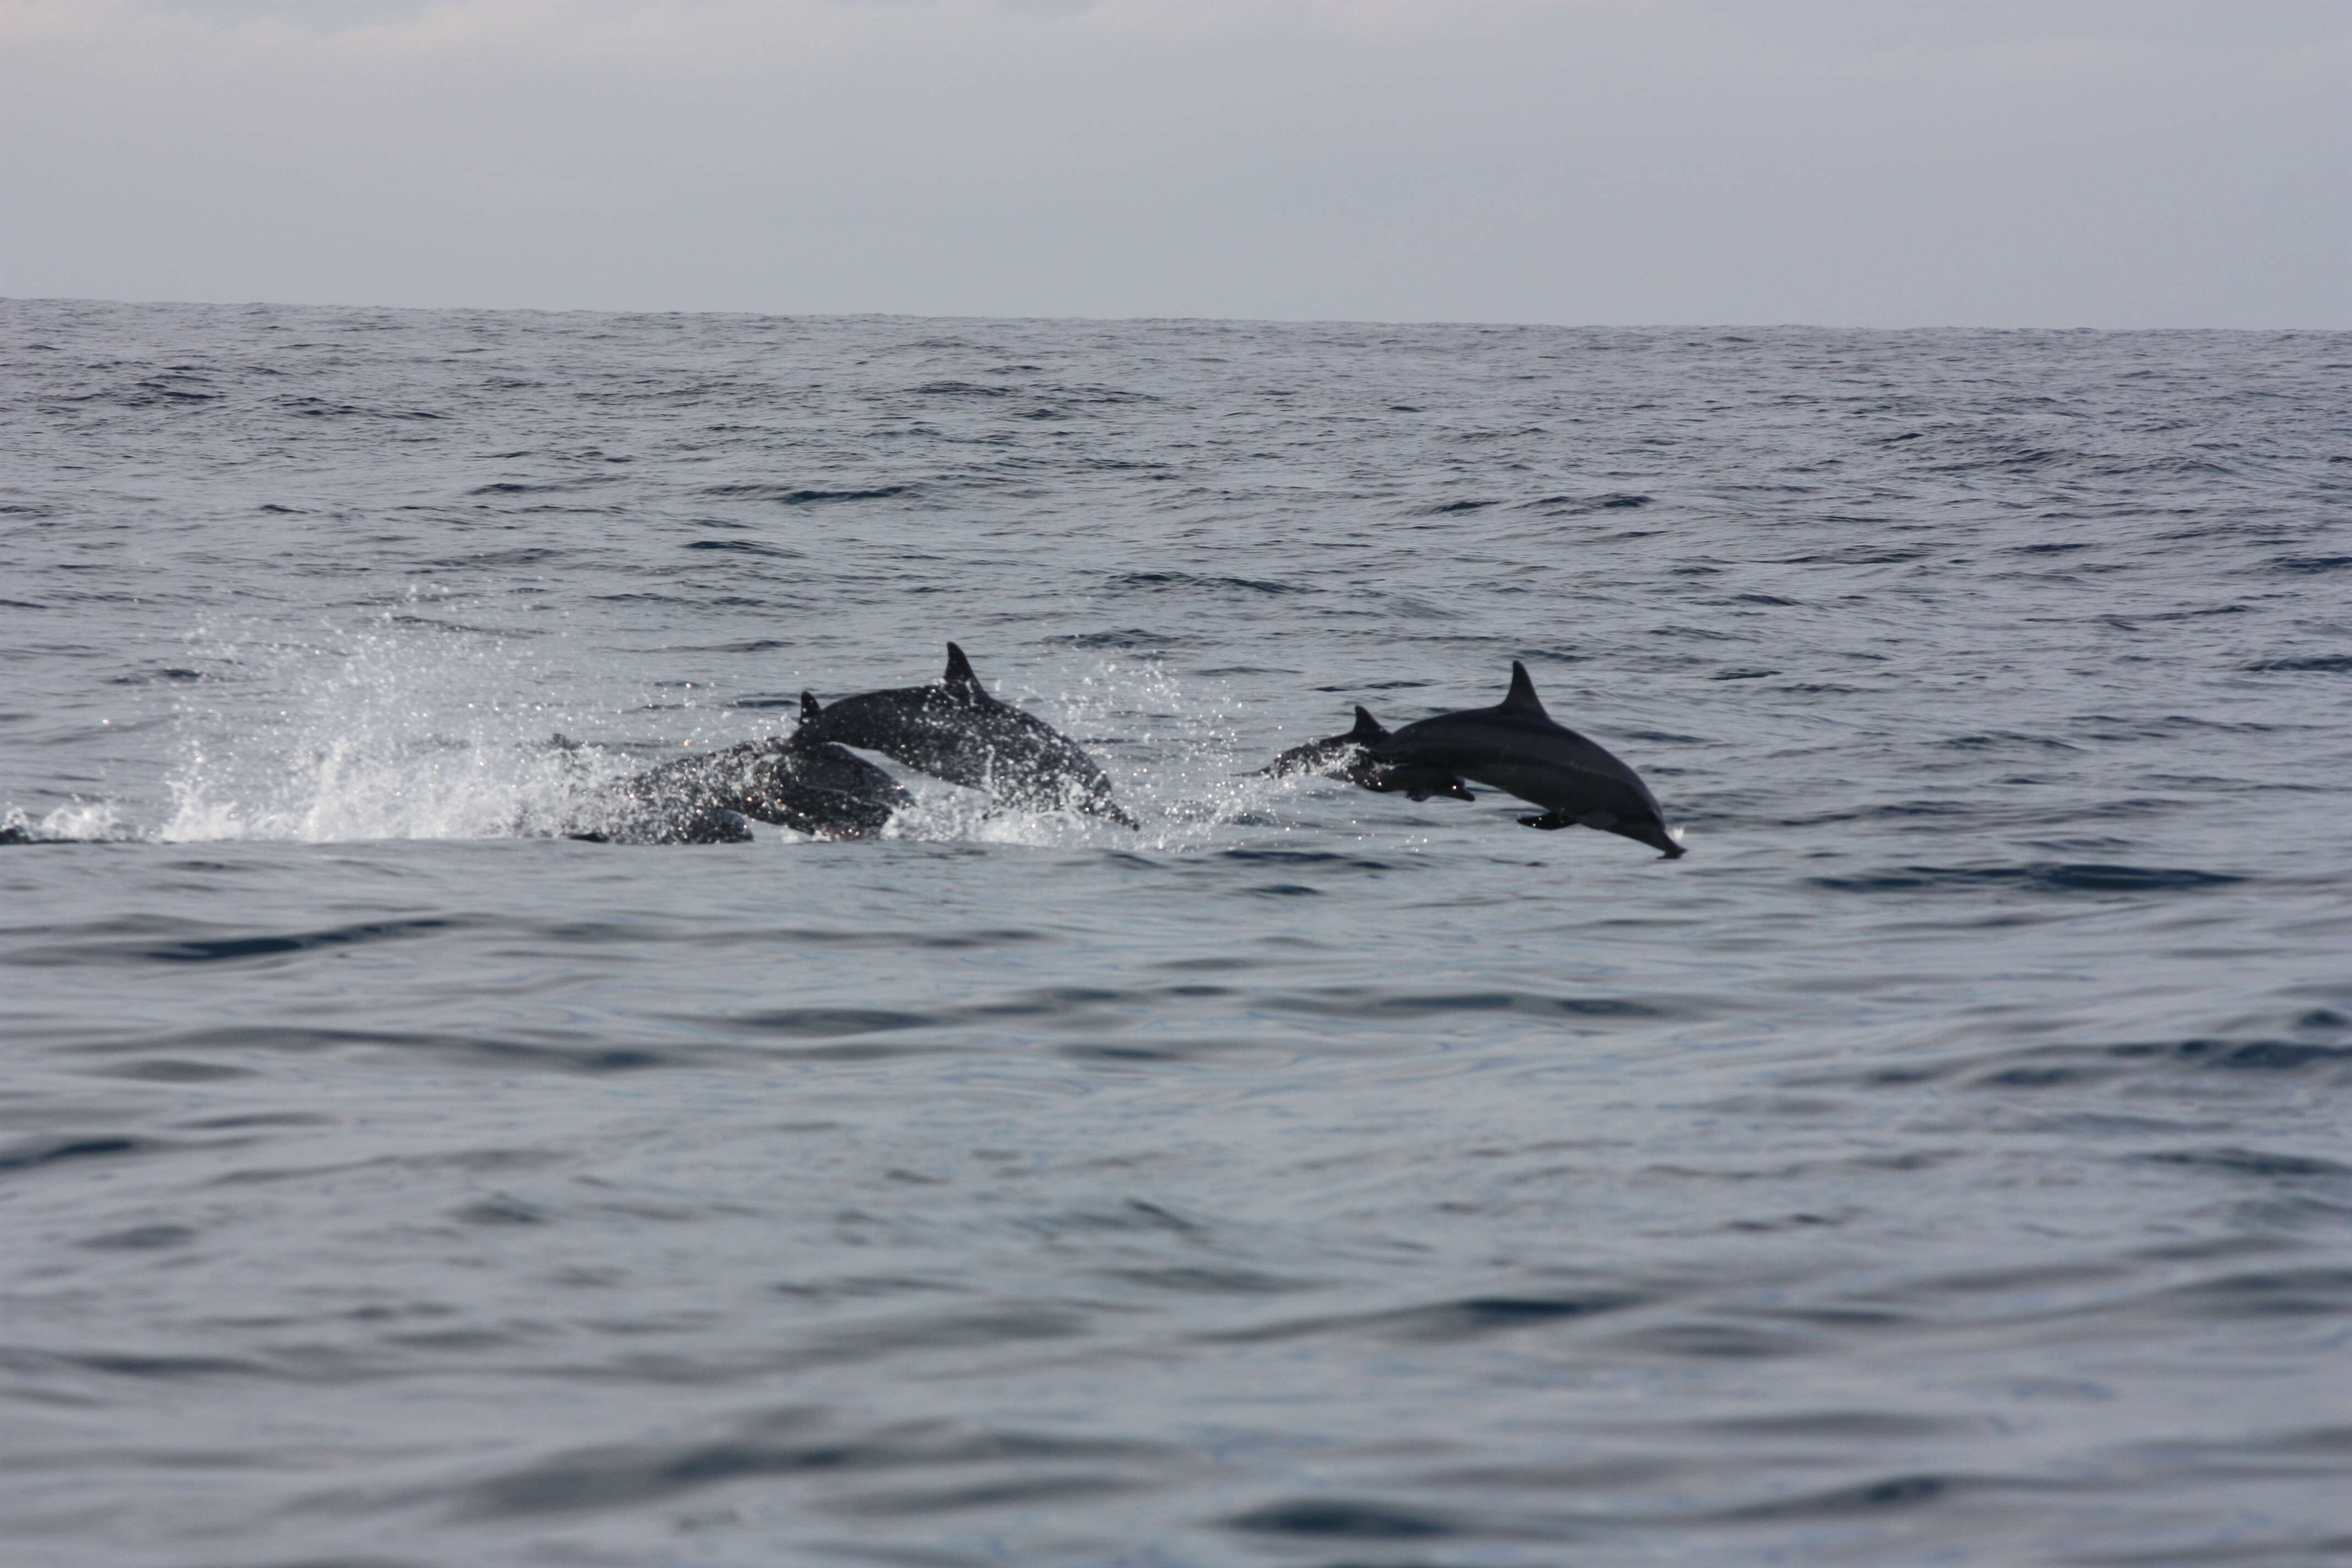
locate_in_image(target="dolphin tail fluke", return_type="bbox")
[1502,661,1547,715]
[943,643,982,693]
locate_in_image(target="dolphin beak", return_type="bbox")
[1608,818,1686,858]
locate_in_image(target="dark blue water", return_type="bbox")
[5,299,2351,1567]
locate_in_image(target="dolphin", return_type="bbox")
[1254,706,1476,803]
[792,644,1137,827]
[575,726,912,844]
[1372,663,1685,857]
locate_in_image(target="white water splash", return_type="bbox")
[159,616,621,843]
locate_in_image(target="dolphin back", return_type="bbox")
[796,646,1135,826]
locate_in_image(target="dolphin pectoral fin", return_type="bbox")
[1517,812,1575,830]
[942,643,983,694]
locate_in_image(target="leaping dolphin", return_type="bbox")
[574,728,912,844]
[1373,663,1685,857]
[1254,706,1475,803]
[792,644,1137,827]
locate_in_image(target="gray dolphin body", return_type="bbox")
[1373,663,1685,857]
[1255,706,1475,803]
[578,729,912,844]
[792,644,1137,827]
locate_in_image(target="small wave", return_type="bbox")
[1103,571,1309,595]
[2148,1267,2352,1321]
[1055,384,1158,404]
[683,538,805,557]
[721,1008,936,1039]
[73,1023,688,1075]
[1218,848,1395,870]
[1810,864,2244,894]
[1059,628,1183,649]
[1777,546,1931,565]
[448,1411,1156,1521]
[424,548,564,568]
[2246,655,2352,673]
[1226,1498,1455,1539]
[1204,1292,1646,1348]
[2136,1147,2352,1179]
[2124,1038,2352,1072]
[1941,731,2082,750]
[272,396,444,420]
[1706,1473,1963,1522]
[699,483,914,504]
[0,1135,154,1174]
[1270,988,1670,1021]
[1818,1028,2352,1094]
[1518,491,1653,512]
[2,916,465,968]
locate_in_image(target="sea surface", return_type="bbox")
[4,300,2350,1568]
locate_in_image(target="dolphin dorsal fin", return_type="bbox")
[1501,661,1547,716]
[1348,706,1386,741]
[799,691,823,720]
[942,643,983,694]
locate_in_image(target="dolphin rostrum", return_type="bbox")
[1255,706,1475,803]
[1373,663,1685,856]
[575,726,912,843]
[792,644,1137,827]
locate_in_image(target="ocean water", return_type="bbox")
[4,299,2351,1568]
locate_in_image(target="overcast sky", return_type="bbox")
[2,0,2344,326]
